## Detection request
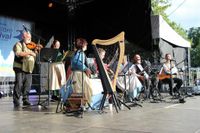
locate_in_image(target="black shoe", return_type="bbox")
[179,97,186,103]
[173,87,179,93]
[13,100,20,107]
[23,101,31,106]
[51,95,59,101]
[14,103,20,108]
[169,91,173,96]
[132,97,139,101]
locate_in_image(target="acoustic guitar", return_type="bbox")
[158,66,178,80]
[157,74,176,80]
[135,65,149,82]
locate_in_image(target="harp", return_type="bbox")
[91,31,125,112]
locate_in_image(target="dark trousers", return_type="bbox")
[13,68,32,104]
[158,77,183,93]
[139,78,151,99]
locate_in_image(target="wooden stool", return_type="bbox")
[65,93,87,117]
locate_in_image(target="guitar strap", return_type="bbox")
[135,64,144,75]
[135,64,150,79]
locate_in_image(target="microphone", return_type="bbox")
[23,24,28,32]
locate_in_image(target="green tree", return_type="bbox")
[151,0,171,17]
[188,27,200,48]
[188,27,200,67]
[151,0,188,39]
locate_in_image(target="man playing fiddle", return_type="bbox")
[13,31,37,107]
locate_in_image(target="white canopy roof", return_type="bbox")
[151,15,191,48]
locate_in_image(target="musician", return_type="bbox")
[13,31,36,107]
[132,54,151,99]
[50,39,63,62]
[117,55,143,99]
[158,53,183,96]
[50,39,64,101]
[93,48,113,77]
[71,38,93,104]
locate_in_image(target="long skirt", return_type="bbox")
[72,71,93,104]
[117,74,143,98]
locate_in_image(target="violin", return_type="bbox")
[26,42,43,51]
[26,42,37,49]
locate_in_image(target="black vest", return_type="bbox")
[14,40,24,64]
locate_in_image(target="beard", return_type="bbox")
[24,38,31,44]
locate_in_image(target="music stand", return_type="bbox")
[38,48,59,108]
[40,48,59,62]
[124,56,142,107]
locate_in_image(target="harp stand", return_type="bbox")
[98,91,121,114]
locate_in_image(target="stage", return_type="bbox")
[1,94,200,133]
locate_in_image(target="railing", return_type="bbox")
[0,77,15,97]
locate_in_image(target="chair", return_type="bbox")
[116,74,142,108]
[56,82,87,118]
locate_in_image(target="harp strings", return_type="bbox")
[92,31,125,92]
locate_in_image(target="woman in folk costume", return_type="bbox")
[117,55,143,100]
[70,38,93,104]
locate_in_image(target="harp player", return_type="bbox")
[93,48,114,78]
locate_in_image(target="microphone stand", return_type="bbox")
[169,60,175,97]
[67,50,85,117]
[79,49,84,117]
[22,24,49,109]
[116,60,131,110]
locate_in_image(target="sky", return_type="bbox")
[165,0,200,30]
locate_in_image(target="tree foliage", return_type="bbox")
[188,27,200,67]
[151,0,188,39]
[151,0,171,16]
[188,27,200,48]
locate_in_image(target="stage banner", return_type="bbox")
[0,16,33,77]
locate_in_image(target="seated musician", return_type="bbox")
[92,48,115,105]
[132,54,151,99]
[93,48,114,78]
[116,55,143,100]
[70,38,93,105]
[158,53,183,96]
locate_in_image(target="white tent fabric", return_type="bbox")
[151,15,191,48]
